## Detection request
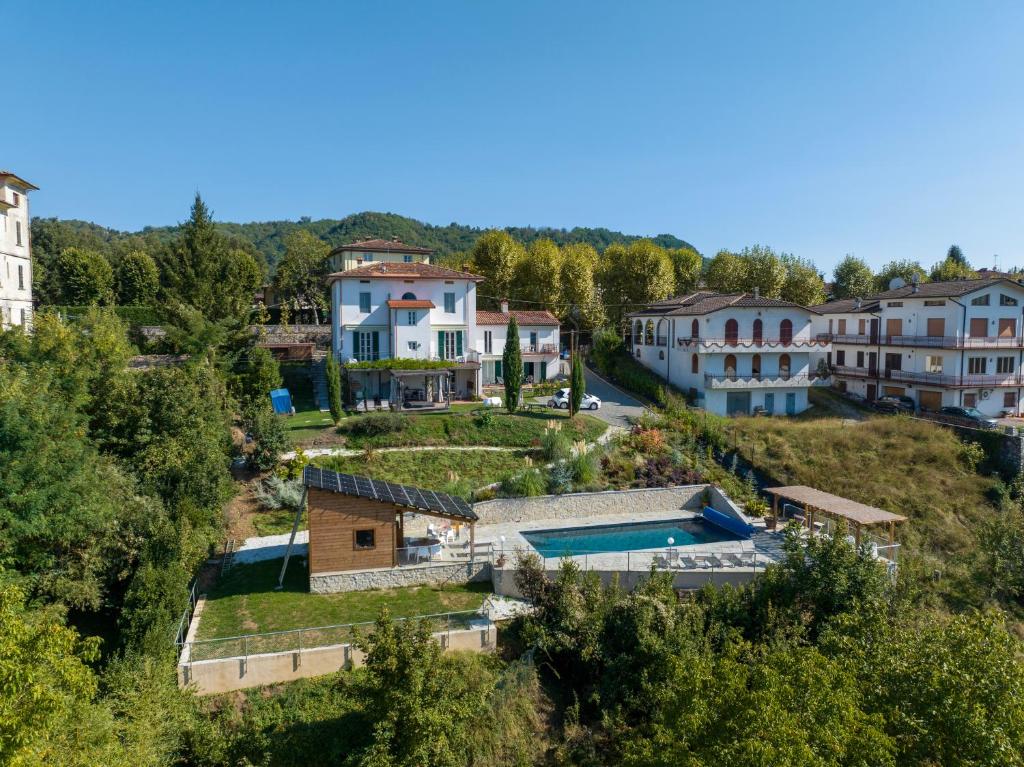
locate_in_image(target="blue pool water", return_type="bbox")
[522,518,741,557]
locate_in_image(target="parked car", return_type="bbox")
[938,405,999,428]
[547,388,601,410]
[874,395,916,414]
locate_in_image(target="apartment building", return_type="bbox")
[329,254,560,405]
[629,291,830,416]
[0,171,37,328]
[814,277,1024,417]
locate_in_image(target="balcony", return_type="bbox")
[831,365,1023,388]
[704,373,831,390]
[823,333,1024,349]
[521,343,558,355]
[680,337,829,352]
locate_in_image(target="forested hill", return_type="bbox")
[31,211,696,270]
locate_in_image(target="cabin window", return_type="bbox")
[1001,294,1019,306]
[971,294,990,306]
[354,529,376,550]
[924,300,946,306]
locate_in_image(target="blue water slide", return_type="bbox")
[702,505,754,540]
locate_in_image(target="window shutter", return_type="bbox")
[456,331,463,357]
[353,331,360,358]
[372,332,380,358]
[438,331,445,359]
[495,360,502,378]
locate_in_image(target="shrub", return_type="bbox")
[243,403,287,472]
[501,467,547,497]
[345,412,408,437]
[276,447,309,480]
[548,463,574,494]
[253,475,304,510]
[629,426,667,454]
[569,449,598,486]
[475,409,495,428]
[540,428,572,462]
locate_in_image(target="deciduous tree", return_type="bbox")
[780,253,826,306]
[669,246,703,294]
[875,259,927,292]
[832,254,875,299]
[515,238,562,311]
[53,247,115,305]
[930,256,977,282]
[599,240,674,327]
[560,243,605,329]
[470,231,525,309]
[704,249,748,294]
[273,230,330,324]
[115,250,159,306]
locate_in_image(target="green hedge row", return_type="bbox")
[48,305,163,326]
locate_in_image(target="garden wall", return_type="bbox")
[178,623,496,695]
[309,560,491,593]
[472,485,706,525]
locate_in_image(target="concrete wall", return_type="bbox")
[179,624,496,695]
[309,560,491,593]
[472,485,705,525]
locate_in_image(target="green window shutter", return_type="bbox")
[456,331,463,357]
[352,331,360,359]
[495,360,502,378]
[372,331,380,359]
[540,361,547,379]
[438,331,445,359]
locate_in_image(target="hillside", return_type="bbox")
[31,211,696,271]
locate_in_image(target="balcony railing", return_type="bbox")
[831,365,1023,388]
[679,337,828,350]
[521,343,558,355]
[704,373,831,389]
[823,333,1024,349]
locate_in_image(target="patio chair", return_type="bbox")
[721,553,744,567]
[679,554,698,569]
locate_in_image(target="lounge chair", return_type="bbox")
[721,553,744,567]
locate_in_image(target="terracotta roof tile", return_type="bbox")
[330,238,434,255]
[327,262,484,282]
[386,299,436,309]
[476,309,560,326]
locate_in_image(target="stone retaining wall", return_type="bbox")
[472,485,705,525]
[310,560,491,593]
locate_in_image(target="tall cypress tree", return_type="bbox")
[326,351,343,424]
[502,316,523,413]
[570,351,585,416]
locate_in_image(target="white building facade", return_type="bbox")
[327,237,434,273]
[329,257,560,404]
[814,277,1024,417]
[0,171,37,329]
[629,292,830,416]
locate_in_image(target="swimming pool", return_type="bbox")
[522,518,742,557]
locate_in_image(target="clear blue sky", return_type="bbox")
[9,1,1024,275]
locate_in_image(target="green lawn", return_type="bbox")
[312,448,535,496]
[194,557,490,658]
[280,364,336,443]
[251,509,308,537]
[339,408,607,449]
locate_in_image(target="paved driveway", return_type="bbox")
[583,366,650,428]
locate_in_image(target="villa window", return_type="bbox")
[924,300,946,307]
[15,221,21,246]
[634,321,643,344]
[691,319,699,339]
[438,330,463,360]
[404,255,413,263]
[401,291,416,300]
[925,355,943,374]
[645,320,655,345]
[407,311,416,326]
[691,353,698,374]
[352,330,380,362]
[753,319,763,344]
[887,301,903,308]
[17,264,23,290]
[968,357,987,375]
[354,529,376,550]
[444,292,456,313]
[751,354,761,378]
[656,319,668,346]
[725,318,739,345]
[971,294,990,306]
[858,318,866,335]
[363,253,374,262]
[1005,392,1018,408]
[484,330,493,354]
[1001,294,1019,306]
[779,353,791,379]
[724,354,737,379]
[779,319,793,345]
[836,350,846,366]
[837,319,847,335]
[997,356,1015,374]
[359,292,371,313]
[856,351,865,368]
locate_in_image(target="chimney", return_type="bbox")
[392,236,400,243]
[500,298,509,314]
[854,297,862,309]
[753,286,760,299]
[911,282,919,293]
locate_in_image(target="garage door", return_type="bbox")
[919,390,942,411]
[726,391,751,416]
[883,386,905,397]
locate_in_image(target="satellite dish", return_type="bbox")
[888,277,906,290]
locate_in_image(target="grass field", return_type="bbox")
[338,408,607,449]
[279,364,335,443]
[195,557,490,644]
[312,449,535,496]
[726,413,1000,558]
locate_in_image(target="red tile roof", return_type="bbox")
[330,238,434,255]
[0,171,38,191]
[386,299,436,309]
[476,309,560,326]
[629,291,817,318]
[327,262,484,282]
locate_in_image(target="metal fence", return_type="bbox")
[180,609,486,663]
[173,580,199,649]
[498,547,776,575]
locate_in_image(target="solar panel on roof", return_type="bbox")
[302,466,477,520]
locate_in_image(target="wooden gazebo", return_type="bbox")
[764,485,907,546]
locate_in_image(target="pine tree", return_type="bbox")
[502,316,523,413]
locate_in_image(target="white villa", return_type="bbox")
[629,291,830,416]
[0,170,37,329]
[328,245,560,408]
[813,277,1024,417]
[327,237,435,273]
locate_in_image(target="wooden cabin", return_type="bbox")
[302,466,479,577]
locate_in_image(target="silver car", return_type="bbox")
[547,388,601,410]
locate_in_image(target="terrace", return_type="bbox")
[821,332,1024,349]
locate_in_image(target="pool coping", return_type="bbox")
[520,515,744,557]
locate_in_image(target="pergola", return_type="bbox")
[764,485,907,546]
